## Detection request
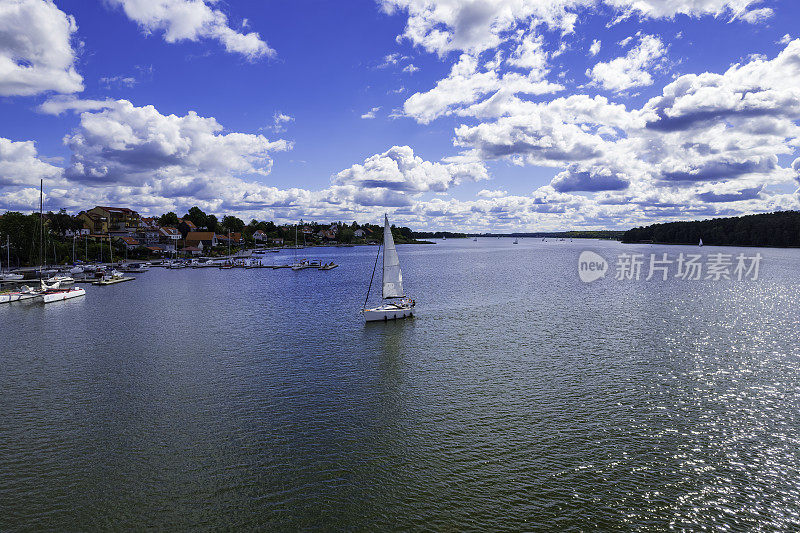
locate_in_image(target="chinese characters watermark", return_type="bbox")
[579,251,762,282]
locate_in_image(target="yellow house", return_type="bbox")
[85,206,140,232]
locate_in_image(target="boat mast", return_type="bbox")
[39,179,43,277]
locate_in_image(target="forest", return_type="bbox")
[622,211,800,247]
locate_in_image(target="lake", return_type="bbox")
[2,239,799,531]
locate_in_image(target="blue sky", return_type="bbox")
[1,0,800,231]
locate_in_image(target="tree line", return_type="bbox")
[622,211,800,247]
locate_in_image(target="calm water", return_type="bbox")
[2,239,799,531]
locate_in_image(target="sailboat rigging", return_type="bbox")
[362,214,415,322]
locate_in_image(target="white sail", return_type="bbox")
[382,214,404,298]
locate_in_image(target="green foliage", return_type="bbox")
[622,211,800,247]
[185,206,209,229]
[206,214,218,233]
[221,215,245,233]
[158,211,180,226]
[0,212,41,266]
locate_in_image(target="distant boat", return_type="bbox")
[698,238,704,247]
[363,214,415,322]
[120,263,148,273]
[319,262,338,270]
[473,237,477,242]
[513,238,519,244]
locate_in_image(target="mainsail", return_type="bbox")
[382,214,404,298]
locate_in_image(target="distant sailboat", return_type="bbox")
[513,238,519,244]
[363,214,415,322]
[698,238,704,247]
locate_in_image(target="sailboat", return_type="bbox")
[698,238,704,247]
[513,238,519,244]
[363,214,415,322]
[0,235,24,280]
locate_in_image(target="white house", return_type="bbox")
[65,228,90,238]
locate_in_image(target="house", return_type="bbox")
[65,228,90,238]
[315,230,336,241]
[159,227,181,252]
[182,245,202,256]
[136,227,161,245]
[115,236,141,250]
[185,231,217,249]
[178,219,197,237]
[229,232,244,244]
[354,229,366,238]
[139,217,159,229]
[77,211,108,234]
[329,224,339,234]
[85,206,140,231]
[270,237,284,245]
[253,230,267,242]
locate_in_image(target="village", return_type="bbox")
[0,205,421,269]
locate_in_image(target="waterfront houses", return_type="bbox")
[185,231,217,249]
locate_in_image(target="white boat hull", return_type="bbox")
[364,304,414,322]
[42,288,85,303]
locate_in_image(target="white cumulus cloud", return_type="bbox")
[0,0,83,96]
[587,34,666,92]
[107,0,274,60]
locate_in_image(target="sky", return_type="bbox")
[1,0,800,232]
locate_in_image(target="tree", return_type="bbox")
[339,226,354,243]
[159,212,180,226]
[185,206,208,228]
[221,215,245,233]
[0,212,42,266]
[206,214,218,233]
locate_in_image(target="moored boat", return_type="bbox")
[41,286,86,303]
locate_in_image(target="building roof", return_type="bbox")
[160,227,180,235]
[186,231,215,241]
[118,237,140,245]
[180,219,197,229]
[96,206,139,215]
[182,246,201,252]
